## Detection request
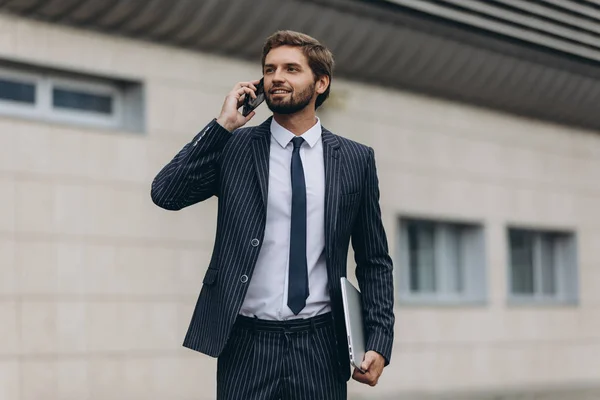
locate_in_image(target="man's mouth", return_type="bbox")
[270,88,292,95]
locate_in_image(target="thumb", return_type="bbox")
[244,111,256,123]
[361,353,374,371]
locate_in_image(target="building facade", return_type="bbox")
[1,1,599,399]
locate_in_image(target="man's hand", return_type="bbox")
[216,80,261,132]
[352,351,385,387]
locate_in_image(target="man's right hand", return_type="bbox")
[216,80,261,132]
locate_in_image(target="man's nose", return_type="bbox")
[272,69,285,83]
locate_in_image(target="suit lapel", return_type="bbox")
[251,118,272,209]
[322,127,341,259]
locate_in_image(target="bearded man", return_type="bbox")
[151,30,395,400]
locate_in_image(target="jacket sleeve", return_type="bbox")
[351,147,395,365]
[150,119,232,210]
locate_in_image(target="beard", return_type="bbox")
[265,81,315,115]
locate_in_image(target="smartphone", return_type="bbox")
[242,78,265,117]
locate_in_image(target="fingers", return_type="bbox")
[217,80,260,132]
[232,86,256,99]
[228,80,260,109]
[240,86,257,99]
[361,355,374,372]
[234,81,258,93]
[232,87,256,109]
[353,352,385,387]
[231,87,256,109]
[352,368,379,387]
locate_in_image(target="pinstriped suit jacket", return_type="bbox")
[151,117,394,382]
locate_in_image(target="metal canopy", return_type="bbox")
[387,0,600,63]
[1,0,600,132]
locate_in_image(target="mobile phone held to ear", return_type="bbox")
[242,78,265,117]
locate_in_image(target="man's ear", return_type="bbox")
[316,75,330,95]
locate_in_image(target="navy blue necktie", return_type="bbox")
[288,136,309,315]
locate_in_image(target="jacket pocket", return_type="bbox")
[202,268,219,286]
[340,192,360,203]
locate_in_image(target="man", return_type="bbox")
[151,30,394,400]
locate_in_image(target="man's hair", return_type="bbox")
[262,30,334,109]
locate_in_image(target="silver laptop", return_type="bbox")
[340,277,366,373]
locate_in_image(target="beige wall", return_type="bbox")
[1,14,599,399]
[326,84,600,397]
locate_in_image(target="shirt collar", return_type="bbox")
[270,117,322,149]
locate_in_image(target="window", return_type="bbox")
[0,77,35,104]
[53,87,113,114]
[0,63,144,132]
[508,228,578,304]
[398,218,486,304]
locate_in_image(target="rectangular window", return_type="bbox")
[0,78,36,104]
[399,218,486,305]
[510,229,535,295]
[407,220,436,293]
[508,228,578,304]
[0,62,144,132]
[53,87,113,114]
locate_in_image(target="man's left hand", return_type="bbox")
[351,350,385,387]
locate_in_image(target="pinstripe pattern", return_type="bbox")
[217,315,345,399]
[151,117,395,384]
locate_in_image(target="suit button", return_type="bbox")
[250,238,260,247]
[240,275,248,283]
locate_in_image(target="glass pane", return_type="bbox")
[540,234,557,295]
[53,87,113,114]
[408,221,436,293]
[445,226,464,293]
[510,230,535,294]
[0,78,35,104]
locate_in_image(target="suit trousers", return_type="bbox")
[216,313,347,400]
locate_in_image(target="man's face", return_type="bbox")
[263,46,318,115]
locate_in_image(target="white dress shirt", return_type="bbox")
[239,117,331,320]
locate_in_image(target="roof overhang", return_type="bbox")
[2,0,600,132]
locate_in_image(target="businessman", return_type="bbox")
[151,30,394,400]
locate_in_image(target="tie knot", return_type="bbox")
[291,137,304,149]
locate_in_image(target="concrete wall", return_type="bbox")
[0,14,599,400]
[323,82,600,397]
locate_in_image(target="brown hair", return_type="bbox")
[262,30,334,109]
